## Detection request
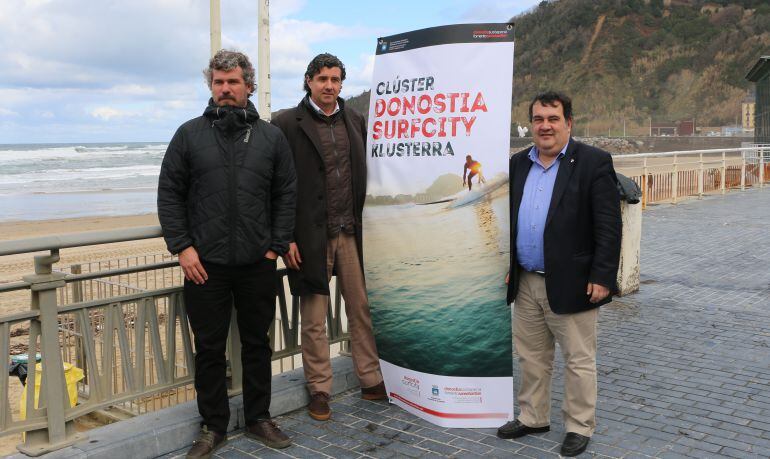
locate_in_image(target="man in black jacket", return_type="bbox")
[158,50,296,458]
[496,92,621,457]
[272,53,386,422]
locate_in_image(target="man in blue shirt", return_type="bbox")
[497,92,621,457]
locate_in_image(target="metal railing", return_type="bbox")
[613,145,769,208]
[0,228,349,455]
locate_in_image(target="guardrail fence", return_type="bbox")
[613,145,769,208]
[0,229,349,456]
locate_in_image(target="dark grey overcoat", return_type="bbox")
[271,97,368,296]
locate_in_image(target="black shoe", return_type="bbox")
[186,426,226,459]
[561,432,590,457]
[245,419,292,449]
[496,419,550,439]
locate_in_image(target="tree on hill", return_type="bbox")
[336,0,770,136]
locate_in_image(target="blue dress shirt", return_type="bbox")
[516,142,568,272]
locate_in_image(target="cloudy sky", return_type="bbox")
[0,0,540,144]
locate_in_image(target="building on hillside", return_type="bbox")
[746,56,770,144]
[677,119,695,136]
[722,126,744,137]
[650,121,677,136]
[649,119,696,136]
[696,126,721,136]
[741,92,756,132]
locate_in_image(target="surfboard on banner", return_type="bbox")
[363,23,515,428]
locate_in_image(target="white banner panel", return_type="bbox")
[364,24,515,428]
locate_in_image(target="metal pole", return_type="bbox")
[721,151,726,194]
[740,150,746,191]
[258,0,271,120]
[671,154,678,204]
[698,153,704,198]
[642,157,648,209]
[210,0,221,58]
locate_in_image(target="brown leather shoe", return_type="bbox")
[308,391,331,420]
[361,381,387,400]
[245,419,291,449]
[186,426,226,459]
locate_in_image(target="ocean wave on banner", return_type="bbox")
[0,143,167,194]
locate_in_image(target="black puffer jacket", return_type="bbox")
[158,99,296,265]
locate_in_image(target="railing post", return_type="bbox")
[642,157,648,209]
[671,154,678,204]
[760,147,766,188]
[698,153,704,198]
[70,265,87,386]
[18,250,82,456]
[740,150,746,191]
[721,151,726,194]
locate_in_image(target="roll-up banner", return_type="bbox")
[363,23,515,428]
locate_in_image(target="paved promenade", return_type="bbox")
[168,188,770,458]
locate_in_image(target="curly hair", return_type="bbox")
[203,49,256,93]
[303,53,346,95]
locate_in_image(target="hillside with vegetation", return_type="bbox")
[345,0,770,136]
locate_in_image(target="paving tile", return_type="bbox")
[169,189,770,459]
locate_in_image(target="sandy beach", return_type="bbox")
[0,213,166,311]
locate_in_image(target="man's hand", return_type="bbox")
[586,282,610,304]
[282,242,302,270]
[505,271,510,285]
[179,246,208,285]
[265,249,279,260]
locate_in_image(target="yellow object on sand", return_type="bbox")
[19,362,85,420]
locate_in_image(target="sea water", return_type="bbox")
[0,143,166,221]
[363,187,512,378]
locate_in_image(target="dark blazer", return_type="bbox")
[271,97,368,296]
[506,139,622,314]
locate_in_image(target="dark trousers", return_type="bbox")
[184,259,277,434]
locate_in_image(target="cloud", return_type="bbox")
[90,106,138,121]
[103,85,157,96]
[0,0,209,88]
[270,0,305,19]
[0,0,543,143]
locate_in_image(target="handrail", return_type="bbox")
[0,225,162,257]
[617,146,766,159]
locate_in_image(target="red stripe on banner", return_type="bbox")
[389,392,509,419]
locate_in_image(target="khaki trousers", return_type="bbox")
[300,232,383,394]
[513,271,598,437]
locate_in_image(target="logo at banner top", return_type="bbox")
[432,385,439,396]
[379,39,387,52]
